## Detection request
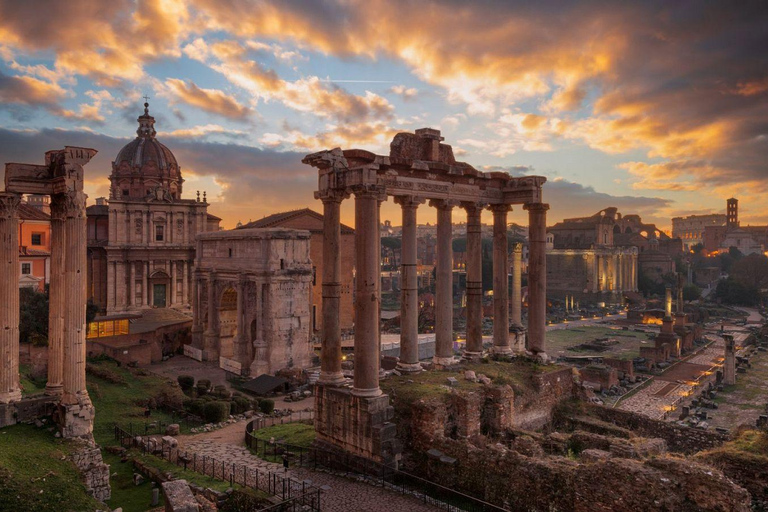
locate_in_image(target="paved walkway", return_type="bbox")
[178,422,438,512]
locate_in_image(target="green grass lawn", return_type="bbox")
[19,363,46,396]
[251,422,316,448]
[546,325,649,360]
[0,424,104,512]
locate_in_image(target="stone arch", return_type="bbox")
[148,269,170,307]
[624,226,633,234]
[613,225,621,234]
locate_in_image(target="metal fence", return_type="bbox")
[115,425,321,511]
[245,420,505,512]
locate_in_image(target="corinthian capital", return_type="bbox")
[0,193,21,220]
[58,191,88,218]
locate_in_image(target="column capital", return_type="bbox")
[461,201,487,215]
[428,198,459,210]
[315,189,349,203]
[523,202,550,213]
[489,203,512,214]
[511,242,524,252]
[351,184,387,201]
[394,195,425,208]
[52,190,88,218]
[0,193,21,220]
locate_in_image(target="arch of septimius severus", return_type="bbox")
[303,128,549,463]
[1,147,96,438]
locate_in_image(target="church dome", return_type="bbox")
[109,102,184,201]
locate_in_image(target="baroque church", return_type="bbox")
[87,102,220,315]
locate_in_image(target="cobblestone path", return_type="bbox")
[180,437,438,512]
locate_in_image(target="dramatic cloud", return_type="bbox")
[164,78,251,120]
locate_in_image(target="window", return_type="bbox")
[122,189,129,197]
[21,263,31,275]
[155,225,164,241]
[31,233,43,246]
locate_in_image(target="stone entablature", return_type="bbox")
[191,228,313,376]
[303,128,549,463]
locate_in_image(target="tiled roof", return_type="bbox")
[19,247,50,256]
[18,203,50,221]
[239,208,354,234]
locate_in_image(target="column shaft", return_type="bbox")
[524,203,549,357]
[491,205,511,354]
[107,260,116,311]
[511,243,523,327]
[129,261,136,307]
[319,195,345,384]
[352,187,382,396]
[46,196,65,396]
[397,196,422,370]
[182,261,188,305]
[432,200,455,366]
[463,203,484,358]
[170,260,177,306]
[62,192,92,412]
[0,194,22,403]
[115,261,125,310]
[143,261,149,306]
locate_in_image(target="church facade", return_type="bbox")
[87,103,220,315]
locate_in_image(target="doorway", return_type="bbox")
[153,284,167,307]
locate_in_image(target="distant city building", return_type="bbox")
[702,198,767,255]
[18,201,51,291]
[86,102,220,314]
[671,213,726,251]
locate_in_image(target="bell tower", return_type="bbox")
[726,198,738,229]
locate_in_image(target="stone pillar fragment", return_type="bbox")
[396,195,424,371]
[491,204,511,355]
[510,242,526,353]
[352,186,383,396]
[463,202,484,359]
[46,195,66,396]
[60,191,95,437]
[0,193,22,404]
[524,202,549,359]
[319,192,346,385]
[723,334,736,386]
[142,261,149,306]
[170,260,177,306]
[431,199,456,367]
[203,273,219,360]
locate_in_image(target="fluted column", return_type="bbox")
[129,261,136,307]
[431,199,456,366]
[396,195,424,371]
[524,202,549,358]
[115,261,125,311]
[192,273,202,331]
[352,185,384,397]
[318,192,346,385]
[60,190,94,437]
[46,195,66,396]
[182,260,188,306]
[490,204,512,355]
[511,242,523,328]
[463,202,484,359]
[107,260,116,311]
[0,193,22,404]
[143,261,149,306]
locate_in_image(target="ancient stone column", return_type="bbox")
[352,185,383,396]
[206,273,217,333]
[129,261,136,307]
[510,242,525,350]
[463,202,484,359]
[46,195,66,396]
[115,261,125,310]
[524,203,549,359]
[319,192,345,385]
[430,199,456,366]
[234,277,246,364]
[491,204,512,355]
[61,191,95,437]
[143,261,149,306]
[665,287,672,319]
[191,272,201,331]
[182,260,188,305]
[723,334,736,386]
[0,193,22,404]
[397,195,424,371]
[107,260,116,311]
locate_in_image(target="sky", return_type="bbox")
[1,0,767,231]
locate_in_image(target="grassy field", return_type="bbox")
[0,424,104,512]
[708,347,768,430]
[545,325,652,361]
[19,363,46,395]
[251,422,316,448]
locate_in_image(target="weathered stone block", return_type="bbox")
[162,480,199,512]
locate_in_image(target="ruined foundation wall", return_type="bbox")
[70,439,111,503]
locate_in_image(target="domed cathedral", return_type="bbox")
[86,102,221,315]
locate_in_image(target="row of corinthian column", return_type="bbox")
[316,186,550,397]
[1,192,92,430]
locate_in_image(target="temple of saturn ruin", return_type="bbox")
[1,147,97,438]
[303,128,548,463]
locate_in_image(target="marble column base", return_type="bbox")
[395,362,422,373]
[45,384,63,397]
[462,350,484,361]
[351,386,383,398]
[432,355,457,368]
[491,345,513,356]
[0,389,22,405]
[319,370,347,385]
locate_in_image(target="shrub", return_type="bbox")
[85,363,126,384]
[177,375,195,391]
[153,386,186,411]
[196,383,208,396]
[200,394,215,402]
[231,397,251,415]
[185,399,205,417]
[213,385,232,400]
[258,399,275,415]
[203,401,230,423]
[198,379,212,389]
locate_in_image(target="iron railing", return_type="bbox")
[115,424,321,511]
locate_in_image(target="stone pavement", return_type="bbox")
[179,433,438,511]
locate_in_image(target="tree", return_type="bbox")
[729,253,768,290]
[19,287,48,344]
[715,277,760,306]
[682,284,701,301]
